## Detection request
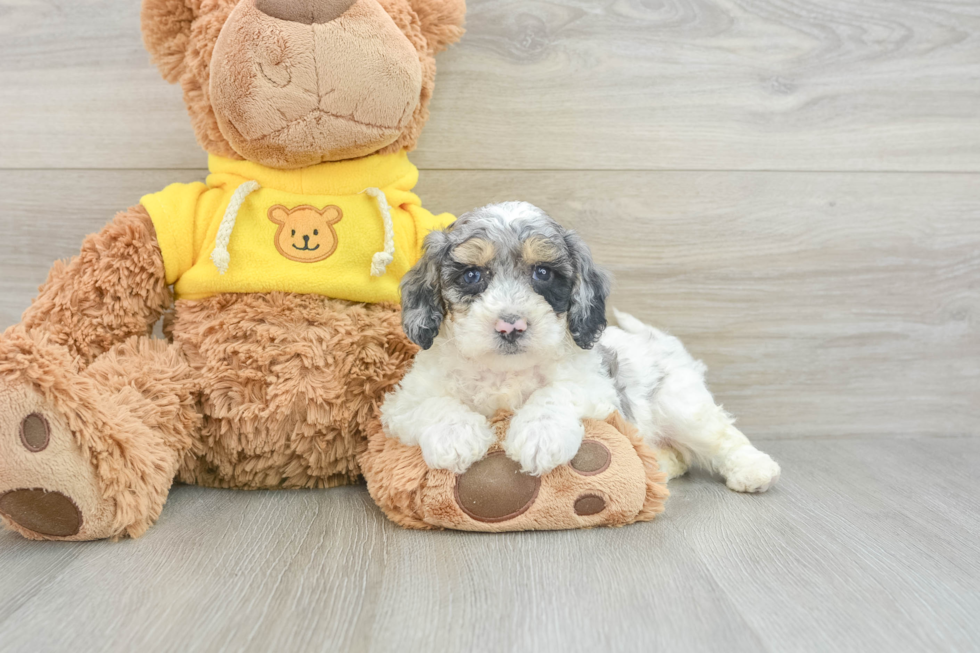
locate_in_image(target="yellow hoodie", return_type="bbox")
[140,151,454,303]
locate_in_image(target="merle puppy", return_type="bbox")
[381,202,780,492]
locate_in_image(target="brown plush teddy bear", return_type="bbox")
[0,0,467,541]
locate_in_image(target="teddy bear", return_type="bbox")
[0,0,468,541]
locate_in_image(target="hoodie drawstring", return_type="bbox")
[363,187,395,277]
[211,180,261,275]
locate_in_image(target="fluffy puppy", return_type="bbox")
[382,202,781,492]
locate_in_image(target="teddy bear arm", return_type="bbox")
[21,204,172,366]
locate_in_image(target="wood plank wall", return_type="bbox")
[1,0,977,438]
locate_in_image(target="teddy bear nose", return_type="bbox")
[255,0,357,24]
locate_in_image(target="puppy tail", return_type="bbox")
[610,308,649,334]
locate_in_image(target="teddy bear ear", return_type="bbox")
[321,206,343,223]
[141,0,198,83]
[268,206,289,225]
[409,0,466,54]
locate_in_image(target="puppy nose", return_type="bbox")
[303,234,310,243]
[255,0,357,24]
[495,316,528,343]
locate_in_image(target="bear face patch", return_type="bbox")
[268,205,343,263]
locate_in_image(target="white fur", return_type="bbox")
[382,294,618,475]
[603,309,781,492]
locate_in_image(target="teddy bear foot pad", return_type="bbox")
[362,412,669,532]
[454,440,616,523]
[0,385,116,541]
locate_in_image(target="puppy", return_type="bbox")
[381,202,780,492]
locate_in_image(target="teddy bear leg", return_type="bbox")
[366,411,671,531]
[0,331,200,541]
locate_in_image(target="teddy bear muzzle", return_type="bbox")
[209,0,424,169]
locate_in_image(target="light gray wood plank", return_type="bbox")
[0,0,202,170]
[680,436,980,652]
[0,488,392,652]
[2,0,979,171]
[365,513,766,653]
[3,168,975,439]
[0,438,977,652]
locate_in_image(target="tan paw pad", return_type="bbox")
[454,452,540,523]
[19,413,51,452]
[0,489,82,537]
[573,493,607,516]
[570,440,611,475]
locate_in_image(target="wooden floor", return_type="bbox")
[2,438,978,652]
[1,0,978,650]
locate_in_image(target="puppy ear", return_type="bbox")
[564,230,612,349]
[401,230,449,350]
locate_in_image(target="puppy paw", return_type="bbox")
[505,411,585,476]
[418,417,496,475]
[721,448,781,493]
[656,446,690,480]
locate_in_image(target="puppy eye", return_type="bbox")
[532,266,553,282]
[314,229,319,236]
[291,229,296,237]
[462,268,483,285]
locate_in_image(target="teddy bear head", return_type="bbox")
[141,0,465,169]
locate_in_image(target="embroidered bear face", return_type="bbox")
[268,205,343,263]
